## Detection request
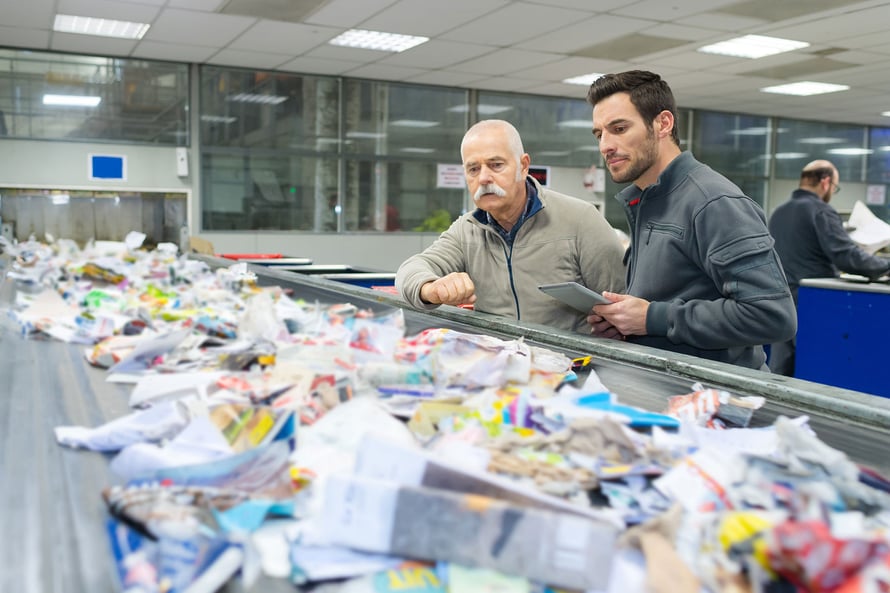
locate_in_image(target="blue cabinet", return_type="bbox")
[796,278,890,397]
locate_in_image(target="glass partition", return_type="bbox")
[774,118,868,181]
[0,48,188,144]
[692,110,771,205]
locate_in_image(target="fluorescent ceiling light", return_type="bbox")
[576,145,600,152]
[562,73,604,86]
[51,194,70,205]
[390,119,439,128]
[798,137,845,145]
[727,127,772,136]
[201,115,237,124]
[698,35,808,59]
[401,147,435,153]
[329,29,428,52]
[346,131,386,139]
[760,81,849,96]
[557,119,592,129]
[537,150,571,157]
[227,93,288,105]
[774,152,809,159]
[447,104,513,115]
[827,148,873,155]
[54,14,150,39]
[43,94,101,107]
[882,111,890,117]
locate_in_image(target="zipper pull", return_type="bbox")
[646,223,654,245]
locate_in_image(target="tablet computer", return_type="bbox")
[538,282,613,313]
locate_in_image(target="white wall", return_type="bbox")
[0,139,191,192]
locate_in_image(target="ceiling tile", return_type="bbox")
[131,40,218,62]
[515,14,655,53]
[519,56,630,81]
[405,70,486,87]
[379,41,496,69]
[610,0,740,21]
[143,9,256,46]
[647,23,719,41]
[304,43,390,63]
[228,20,340,54]
[168,0,226,11]
[303,0,398,28]
[344,63,427,81]
[206,48,292,69]
[472,76,542,92]
[0,0,54,28]
[763,5,890,44]
[57,0,160,23]
[50,31,137,56]
[0,26,51,48]
[448,48,562,76]
[678,11,767,30]
[277,56,366,75]
[439,1,591,45]
[363,0,510,37]
[526,0,625,8]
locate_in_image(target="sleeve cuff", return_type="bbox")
[645,300,669,337]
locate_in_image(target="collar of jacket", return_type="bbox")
[791,188,821,201]
[614,150,698,206]
[471,176,544,225]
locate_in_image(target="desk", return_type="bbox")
[796,278,890,397]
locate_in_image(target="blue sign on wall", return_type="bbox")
[89,154,126,181]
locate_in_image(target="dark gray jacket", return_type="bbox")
[617,152,796,369]
[768,189,890,300]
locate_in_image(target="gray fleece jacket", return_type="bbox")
[397,177,626,334]
[617,152,796,369]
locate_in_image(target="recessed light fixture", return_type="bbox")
[329,29,428,52]
[43,94,101,107]
[760,82,849,96]
[727,127,772,136]
[346,131,386,139]
[227,93,288,105]
[390,119,440,128]
[698,35,808,59]
[562,73,604,86]
[557,119,593,129]
[798,137,844,145]
[881,111,890,117]
[447,104,513,115]
[201,115,237,124]
[827,148,873,155]
[773,152,809,159]
[53,14,150,39]
[401,147,436,153]
[537,150,571,157]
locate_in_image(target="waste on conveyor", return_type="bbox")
[3,232,889,593]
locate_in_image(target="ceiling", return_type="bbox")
[3,0,890,127]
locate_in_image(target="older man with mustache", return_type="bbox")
[396,119,626,334]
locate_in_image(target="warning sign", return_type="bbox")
[437,164,465,189]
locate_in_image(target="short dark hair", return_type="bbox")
[586,70,680,146]
[800,166,834,186]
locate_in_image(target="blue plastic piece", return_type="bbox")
[575,392,680,428]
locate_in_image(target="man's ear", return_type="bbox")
[654,110,674,140]
[520,152,531,175]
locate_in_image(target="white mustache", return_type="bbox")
[474,183,507,200]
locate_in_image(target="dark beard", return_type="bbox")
[610,127,658,184]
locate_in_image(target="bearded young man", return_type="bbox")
[396,119,626,334]
[585,70,796,370]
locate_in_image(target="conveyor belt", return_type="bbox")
[2,256,889,593]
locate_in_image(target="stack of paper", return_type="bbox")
[847,200,890,254]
